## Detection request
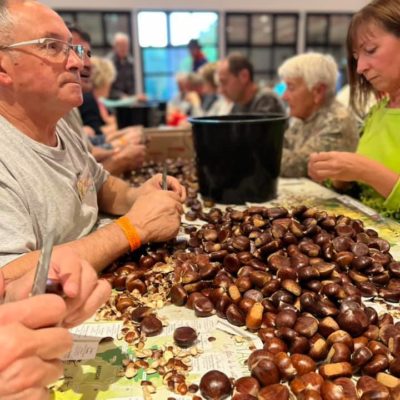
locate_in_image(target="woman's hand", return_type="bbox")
[308,151,367,183]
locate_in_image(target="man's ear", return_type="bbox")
[0,54,13,86]
[312,83,327,105]
[238,68,250,84]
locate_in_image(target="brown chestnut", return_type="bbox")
[226,303,246,327]
[251,358,280,386]
[290,354,316,376]
[234,376,260,397]
[140,316,163,337]
[258,384,289,400]
[173,326,198,348]
[170,284,188,306]
[193,297,215,317]
[131,306,153,322]
[294,315,319,338]
[200,370,232,400]
[319,362,353,379]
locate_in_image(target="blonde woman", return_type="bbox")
[79,56,144,150]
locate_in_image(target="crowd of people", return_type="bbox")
[0,0,399,397]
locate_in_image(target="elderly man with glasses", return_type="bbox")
[0,1,186,277]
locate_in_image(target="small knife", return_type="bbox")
[31,231,62,296]
[162,163,168,190]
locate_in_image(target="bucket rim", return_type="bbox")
[189,113,288,124]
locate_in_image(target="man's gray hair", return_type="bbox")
[278,52,338,99]
[0,0,15,46]
[113,32,129,45]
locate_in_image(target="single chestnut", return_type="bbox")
[140,315,163,337]
[327,343,352,363]
[294,315,319,338]
[290,371,324,395]
[199,370,232,400]
[257,384,289,400]
[234,376,260,397]
[319,362,353,379]
[251,358,280,386]
[131,306,153,322]
[246,302,264,331]
[173,326,198,348]
[226,303,246,327]
[193,297,215,317]
[170,284,188,306]
[357,376,390,400]
[290,354,316,376]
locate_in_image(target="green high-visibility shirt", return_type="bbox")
[357,99,400,210]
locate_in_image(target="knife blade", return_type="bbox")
[31,231,56,296]
[162,163,168,190]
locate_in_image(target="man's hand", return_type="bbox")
[136,173,187,202]
[4,247,111,328]
[127,190,184,244]
[115,126,144,144]
[0,292,72,400]
[185,91,201,107]
[113,143,146,172]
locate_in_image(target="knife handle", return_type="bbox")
[45,278,64,296]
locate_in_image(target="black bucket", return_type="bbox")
[189,114,287,204]
[116,101,167,129]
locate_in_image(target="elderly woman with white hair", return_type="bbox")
[278,52,359,177]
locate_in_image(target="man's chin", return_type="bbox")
[67,93,84,108]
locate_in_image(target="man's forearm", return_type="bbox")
[98,176,138,215]
[65,222,130,272]
[2,222,130,279]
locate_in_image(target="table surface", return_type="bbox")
[54,178,400,399]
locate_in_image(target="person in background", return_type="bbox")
[308,0,400,217]
[183,72,205,116]
[188,39,208,72]
[0,0,186,280]
[186,62,232,117]
[109,32,137,99]
[0,247,111,399]
[68,25,146,176]
[167,72,191,126]
[278,52,359,177]
[217,52,285,116]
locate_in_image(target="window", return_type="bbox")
[305,13,352,87]
[138,10,219,101]
[57,10,132,56]
[226,12,298,86]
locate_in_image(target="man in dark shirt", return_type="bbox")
[188,39,208,72]
[217,52,285,116]
[109,32,135,99]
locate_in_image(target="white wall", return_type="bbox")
[43,0,368,12]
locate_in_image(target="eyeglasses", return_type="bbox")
[0,37,85,61]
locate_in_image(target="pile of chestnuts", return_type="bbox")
[169,206,400,399]
[101,205,400,399]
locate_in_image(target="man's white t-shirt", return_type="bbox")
[0,116,109,266]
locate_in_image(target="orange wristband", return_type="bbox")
[115,216,142,251]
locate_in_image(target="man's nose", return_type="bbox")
[66,49,84,72]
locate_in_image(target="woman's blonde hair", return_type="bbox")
[91,56,116,89]
[199,62,218,90]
